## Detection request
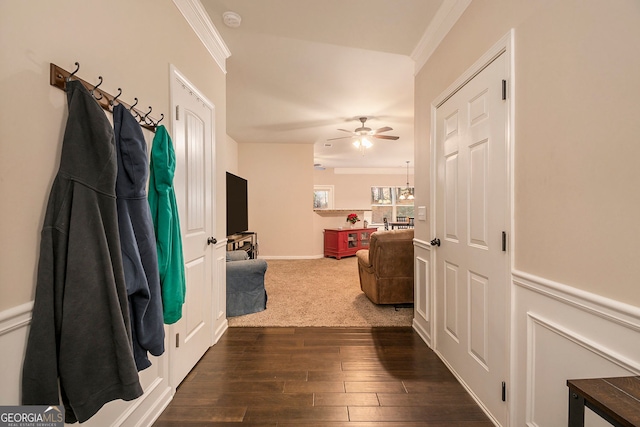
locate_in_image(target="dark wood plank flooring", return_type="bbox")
[153,327,493,426]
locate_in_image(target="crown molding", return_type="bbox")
[173,0,231,74]
[411,0,472,74]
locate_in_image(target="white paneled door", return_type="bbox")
[434,51,509,424]
[169,67,215,387]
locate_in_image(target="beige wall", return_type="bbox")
[0,0,227,311]
[238,143,316,257]
[235,147,414,257]
[415,0,640,304]
[225,134,239,175]
[314,168,413,210]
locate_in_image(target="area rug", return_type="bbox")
[227,256,413,327]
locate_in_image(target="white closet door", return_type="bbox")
[434,51,509,424]
[169,67,216,387]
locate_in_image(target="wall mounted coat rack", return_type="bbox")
[50,62,163,132]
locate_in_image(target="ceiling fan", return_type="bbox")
[327,117,399,141]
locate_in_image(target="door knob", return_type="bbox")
[207,237,217,245]
[430,238,441,247]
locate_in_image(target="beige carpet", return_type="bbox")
[227,256,413,327]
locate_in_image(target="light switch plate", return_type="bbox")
[418,206,427,221]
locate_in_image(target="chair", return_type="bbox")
[395,215,409,229]
[226,250,268,317]
[355,229,414,304]
[383,217,389,230]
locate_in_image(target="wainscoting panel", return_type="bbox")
[511,271,640,426]
[0,302,32,405]
[413,239,432,347]
[1,302,173,426]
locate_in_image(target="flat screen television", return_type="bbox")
[226,172,248,236]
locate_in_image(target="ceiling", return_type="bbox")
[200,0,446,169]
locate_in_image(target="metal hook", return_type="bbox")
[66,62,80,82]
[129,97,139,117]
[110,88,122,106]
[142,106,153,123]
[150,113,164,127]
[91,76,103,100]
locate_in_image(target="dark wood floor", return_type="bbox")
[153,327,494,426]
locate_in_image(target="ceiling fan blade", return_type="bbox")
[374,126,393,134]
[373,134,399,140]
[337,129,354,133]
[327,135,356,141]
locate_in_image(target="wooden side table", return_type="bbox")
[567,376,640,426]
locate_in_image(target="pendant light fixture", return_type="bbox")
[399,160,414,200]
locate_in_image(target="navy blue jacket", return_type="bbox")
[114,104,165,371]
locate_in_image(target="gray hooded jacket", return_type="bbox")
[22,80,143,423]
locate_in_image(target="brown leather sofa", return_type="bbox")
[356,229,414,304]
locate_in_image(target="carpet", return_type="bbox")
[227,256,413,327]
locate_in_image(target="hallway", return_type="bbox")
[153,327,493,425]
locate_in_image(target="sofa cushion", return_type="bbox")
[226,250,249,262]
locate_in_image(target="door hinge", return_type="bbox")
[501,80,507,100]
[502,231,507,252]
[176,105,180,120]
[176,333,180,348]
[502,381,506,402]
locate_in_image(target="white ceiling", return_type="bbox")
[200,0,446,169]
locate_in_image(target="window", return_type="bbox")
[370,186,414,223]
[313,185,334,209]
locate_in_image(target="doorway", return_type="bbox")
[431,31,513,425]
[168,65,217,387]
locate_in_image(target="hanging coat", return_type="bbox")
[22,80,143,423]
[114,104,165,371]
[148,125,186,324]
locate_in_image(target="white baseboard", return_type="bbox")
[259,254,326,260]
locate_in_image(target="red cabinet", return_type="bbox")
[324,228,378,259]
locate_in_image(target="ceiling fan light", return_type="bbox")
[361,137,372,148]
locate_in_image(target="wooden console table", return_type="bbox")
[567,376,640,426]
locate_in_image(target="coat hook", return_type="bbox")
[129,97,139,117]
[150,113,164,127]
[142,106,153,122]
[110,87,122,106]
[91,76,103,100]
[66,62,80,82]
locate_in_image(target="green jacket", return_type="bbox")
[148,125,186,324]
